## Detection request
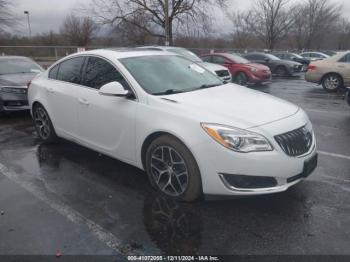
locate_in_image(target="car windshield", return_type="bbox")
[225,54,250,64]
[166,48,203,63]
[265,54,280,60]
[0,58,42,75]
[291,53,304,59]
[120,55,223,95]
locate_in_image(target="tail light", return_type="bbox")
[307,65,317,71]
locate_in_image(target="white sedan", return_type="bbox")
[28,49,318,201]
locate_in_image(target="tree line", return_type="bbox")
[0,0,349,51]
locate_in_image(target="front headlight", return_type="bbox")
[201,123,273,153]
[250,67,258,73]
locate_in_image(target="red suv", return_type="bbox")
[201,53,271,86]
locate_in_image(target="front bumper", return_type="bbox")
[0,91,29,112]
[192,110,317,196]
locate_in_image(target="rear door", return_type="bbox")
[77,56,137,162]
[46,56,85,138]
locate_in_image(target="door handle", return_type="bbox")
[46,87,55,93]
[79,98,90,106]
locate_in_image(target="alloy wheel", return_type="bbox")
[34,107,51,140]
[324,76,340,90]
[150,146,189,197]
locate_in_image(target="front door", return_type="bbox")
[77,56,137,162]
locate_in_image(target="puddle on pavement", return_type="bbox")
[0,115,339,255]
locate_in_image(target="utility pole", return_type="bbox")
[164,0,170,46]
[24,11,32,38]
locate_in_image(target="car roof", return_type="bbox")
[138,46,185,51]
[67,48,176,60]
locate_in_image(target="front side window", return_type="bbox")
[120,55,222,95]
[201,56,212,63]
[57,57,85,84]
[82,57,128,89]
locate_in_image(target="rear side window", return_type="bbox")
[82,57,128,90]
[339,53,350,63]
[49,64,59,79]
[57,57,85,84]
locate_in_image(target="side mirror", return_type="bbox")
[292,57,297,61]
[99,82,129,97]
[264,58,270,62]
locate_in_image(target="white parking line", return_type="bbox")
[0,163,139,256]
[318,151,350,160]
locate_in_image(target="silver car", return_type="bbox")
[0,56,43,113]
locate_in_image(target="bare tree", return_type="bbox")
[291,0,341,50]
[60,14,99,46]
[0,0,15,32]
[83,0,228,45]
[250,0,295,50]
[228,11,255,49]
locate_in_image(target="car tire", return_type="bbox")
[322,74,343,93]
[33,104,58,143]
[234,72,249,86]
[145,135,202,202]
[275,66,288,77]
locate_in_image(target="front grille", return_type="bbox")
[275,126,313,157]
[215,70,230,77]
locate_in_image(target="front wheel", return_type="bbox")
[235,72,248,86]
[275,66,288,77]
[33,104,58,143]
[145,135,202,202]
[322,74,343,93]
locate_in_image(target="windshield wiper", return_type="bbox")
[195,84,221,90]
[153,89,186,95]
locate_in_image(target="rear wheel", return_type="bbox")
[33,104,58,143]
[145,135,202,202]
[322,74,343,93]
[235,72,248,86]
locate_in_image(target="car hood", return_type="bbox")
[199,62,229,73]
[0,73,39,87]
[156,83,299,129]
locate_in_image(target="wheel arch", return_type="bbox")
[321,72,344,85]
[140,131,193,170]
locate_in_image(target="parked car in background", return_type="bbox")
[273,52,310,71]
[201,53,271,86]
[323,50,338,57]
[28,49,317,201]
[0,56,43,114]
[300,52,329,61]
[305,51,350,92]
[138,46,232,83]
[243,52,304,77]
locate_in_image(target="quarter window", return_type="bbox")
[49,64,59,79]
[57,57,85,84]
[82,57,128,89]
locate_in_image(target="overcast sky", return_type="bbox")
[10,0,350,36]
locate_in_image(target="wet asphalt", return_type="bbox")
[0,77,349,257]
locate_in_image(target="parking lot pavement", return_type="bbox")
[0,77,349,256]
